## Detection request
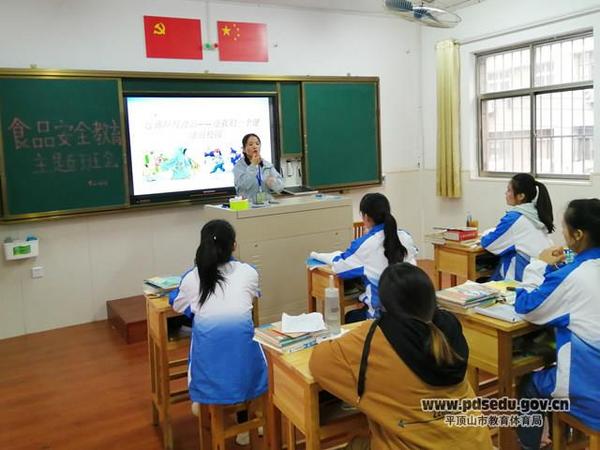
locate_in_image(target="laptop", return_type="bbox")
[282,185,318,196]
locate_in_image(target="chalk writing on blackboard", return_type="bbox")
[8,118,121,150]
[32,151,120,174]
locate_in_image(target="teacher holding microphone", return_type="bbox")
[233,133,284,204]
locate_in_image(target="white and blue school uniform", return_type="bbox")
[331,224,418,319]
[480,203,553,281]
[169,261,268,404]
[515,247,600,430]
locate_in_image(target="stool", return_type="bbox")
[198,394,267,450]
[552,412,600,450]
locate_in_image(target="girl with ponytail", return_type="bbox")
[481,173,555,281]
[311,193,418,320]
[169,220,267,441]
[310,263,492,450]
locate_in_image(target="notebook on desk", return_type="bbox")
[283,185,318,195]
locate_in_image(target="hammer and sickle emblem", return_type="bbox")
[153,22,166,35]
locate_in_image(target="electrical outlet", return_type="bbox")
[31,266,44,279]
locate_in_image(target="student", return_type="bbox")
[313,193,418,320]
[310,263,493,450]
[514,198,600,449]
[233,133,284,203]
[481,173,554,281]
[169,219,267,444]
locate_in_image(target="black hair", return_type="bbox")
[564,198,600,248]
[379,263,462,365]
[195,220,236,307]
[510,173,555,233]
[242,133,261,148]
[359,193,407,263]
[242,133,262,166]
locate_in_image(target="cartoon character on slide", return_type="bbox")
[204,149,225,174]
[161,147,193,180]
[229,148,242,166]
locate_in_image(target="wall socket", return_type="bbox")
[31,266,44,279]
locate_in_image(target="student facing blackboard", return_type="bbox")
[480,173,554,281]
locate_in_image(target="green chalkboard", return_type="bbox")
[0,77,126,218]
[278,82,302,156]
[303,82,381,188]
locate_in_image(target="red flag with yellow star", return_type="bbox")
[144,16,203,59]
[217,21,268,62]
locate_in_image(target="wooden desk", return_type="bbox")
[306,266,361,325]
[459,311,544,450]
[146,295,190,450]
[264,324,368,450]
[433,241,490,288]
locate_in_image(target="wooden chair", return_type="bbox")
[552,412,600,450]
[352,221,365,240]
[198,394,267,450]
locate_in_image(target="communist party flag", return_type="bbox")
[217,21,268,62]
[144,16,203,59]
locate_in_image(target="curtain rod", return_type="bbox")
[457,5,600,46]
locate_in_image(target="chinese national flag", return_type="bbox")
[217,21,268,62]
[144,16,203,59]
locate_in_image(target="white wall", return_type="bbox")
[418,0,600,257]
[0,0,422,338]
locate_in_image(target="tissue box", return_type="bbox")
[4,240,39,260]
[229,198,249,211]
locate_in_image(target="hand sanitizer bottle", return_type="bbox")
[324,275,341,335]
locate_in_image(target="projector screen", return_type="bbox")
[124,95,277,202]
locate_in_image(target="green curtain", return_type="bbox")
[436,39,462,198]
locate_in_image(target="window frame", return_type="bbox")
[476,30,594,180]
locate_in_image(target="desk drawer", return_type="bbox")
[436,249,469,278]
[462,321,498,374]
[273,363,307,432]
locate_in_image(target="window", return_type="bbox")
[477,33,594,178]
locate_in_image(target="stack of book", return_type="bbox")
[143,275,181,297]
[425,227,479,245]
[436,281,500,314]
[443,227,478,242]
[254,321,331,354]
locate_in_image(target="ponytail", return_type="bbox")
[534,181,555,233]
[510,173,555,233]
[195,220,236,307]
[383,212,408,264]
[359,193,407,265]
[429,322,463,366]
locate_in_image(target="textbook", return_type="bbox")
[254,321,330,353]
[443,227,478,242]
[437,281,501,313]
[144,275,181,296]
[473,303,524,323]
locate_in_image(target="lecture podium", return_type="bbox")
[203,195,353,324]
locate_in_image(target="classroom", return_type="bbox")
[1,0,600,449]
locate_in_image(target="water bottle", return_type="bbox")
[324,275,341,335]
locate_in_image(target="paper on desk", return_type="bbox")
[281,312,326,333]
[309,251,341,265]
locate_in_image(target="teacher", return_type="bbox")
[233,133,284,203]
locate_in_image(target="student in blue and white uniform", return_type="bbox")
[169,219,267,443]
[233,133,284,203]
[481,173,554,281]
[514,198,600,449]
[313,193,418,321]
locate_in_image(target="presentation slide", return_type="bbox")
[125,96,275,197]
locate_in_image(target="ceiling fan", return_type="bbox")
[384,0,462,28]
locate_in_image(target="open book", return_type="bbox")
[473,303,524,323]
